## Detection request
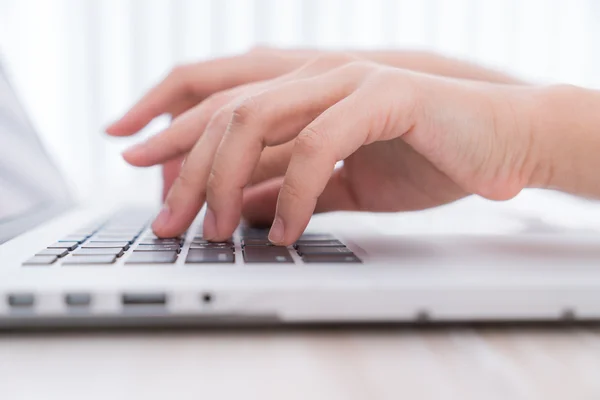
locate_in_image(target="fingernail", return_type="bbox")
[268,216,285,244]
[152,205,171,230]
[203,208,217,240]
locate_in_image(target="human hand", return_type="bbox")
[106,48,521,201]
[114,53,542,245]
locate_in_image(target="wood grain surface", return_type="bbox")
[1,326,599,400]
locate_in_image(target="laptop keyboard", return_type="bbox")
[22,211,362,266]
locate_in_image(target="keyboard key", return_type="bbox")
[294,239,344,247]
[48,241,79,251]
[301,254,362,263]
[241,238,275,247]
[73,248,125,257]
[23,255,58,265]
[186,249,235,263]
[91,235,135,243]
[83,241,130,249]
[59,235,89,243]
[243,246,294,263]
[190,242,233,249]
[146,234,184,240]
[299,233,336,241]
[125,251,178,264]
[191,238,233,245]
[240,228,270,238]
[138,238,182,245]
[134,244,181,251]
[295,246,353,256]
[62,255,117,265]
[36,248,69,257]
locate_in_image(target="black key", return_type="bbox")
[62,255,117,265]
[36,248,69,257]
[189,242,233,249]
[138,238,182,245]
[134,244,181,251]
[186,249,235,263]
[73,248,125,257]
[23,255,58,265]
[125,251,178,264]
[59,235,89,243]
[241,238,275,247]
[296,246,353,256]
[192,238,233,245]
[146,234,184,240]
[294,239,344,247]
[243,246,294,263]
[240,228,270,238]
[299,233,335,241]
[83,241,130,249]
[49,241,79,251]
[301,254,362,263]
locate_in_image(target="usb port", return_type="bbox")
[122,293,167,306]
[7,293,35,308]
[65,293,92,307]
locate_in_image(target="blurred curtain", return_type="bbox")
[0,0,598,200]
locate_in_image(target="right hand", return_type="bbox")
[106,47,521,202]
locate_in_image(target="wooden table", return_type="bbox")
[1,326,599,399]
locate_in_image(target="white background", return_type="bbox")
[0,0,599,202]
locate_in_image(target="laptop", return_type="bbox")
[2,58,600,329]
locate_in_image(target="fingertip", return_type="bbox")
[151,205,173,238]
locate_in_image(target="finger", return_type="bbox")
[121,87,243,166]
[161,156,184,201]
[106,53,297,136]
[150,107,232,237]
[205,63,370,241]
[269,79,418,245]
[266,95,369,244]
[106,64,201,136]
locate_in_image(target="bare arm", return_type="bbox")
[529,85,600,198]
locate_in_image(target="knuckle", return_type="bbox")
[174,170,195,193]
[230,96,261,128]
[339,60,378,76]
[279,179,303,202]
[203,91,232,111]
[294,127,327,156]
[207,166,225,194]
[206,106,232,134]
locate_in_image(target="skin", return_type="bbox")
[106,47,600,245]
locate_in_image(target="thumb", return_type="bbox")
[241,168,359,227]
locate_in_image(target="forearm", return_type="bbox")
[529,85,600,198]
[360,50,525,85]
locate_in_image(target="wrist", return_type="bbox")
[527,84,600,196]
